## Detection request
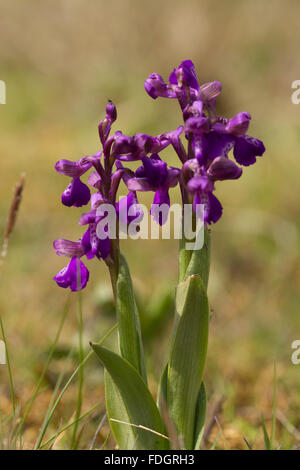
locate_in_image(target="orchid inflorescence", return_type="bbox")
[53,60,265,291]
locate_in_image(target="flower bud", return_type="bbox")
[106,100,117,122]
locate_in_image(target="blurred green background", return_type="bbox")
[0,0,300,449]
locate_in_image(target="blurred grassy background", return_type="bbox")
[0,0,300,449]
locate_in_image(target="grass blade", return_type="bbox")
[34,323,118,449]
[71,292,84,449]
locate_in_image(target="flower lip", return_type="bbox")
[61,177,91,207]
[53,257,89,291]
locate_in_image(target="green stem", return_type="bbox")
[0,315,15,414]
[71,292,84,449]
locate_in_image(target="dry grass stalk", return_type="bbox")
[1,173,26,262]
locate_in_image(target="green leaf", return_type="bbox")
[105,373,136,450]
[193,382,206,449]
[261,415,272,450]
[116,253,147,381]
[92,344,169,450]
[183,227,210,288]
[157,363,168,412]
[167,274,209,449]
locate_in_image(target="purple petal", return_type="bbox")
[113,133,135,155]
[185,116,210,135]
[164,126,187,163]
[106,100,117,122]
[116,192,143,225]
[204,131,235,161]
[142,155,168,187]
[61,178,91,207]
[207,156,242,180]
[192,134,208,164]
[165,167,180,188]
[54,257,89,291]
[87,171,101,189]
[53,239,84,257]
[187,175,214,194]
[81,224,111,260]
[193,192,223,225]
[169,60,199,90]
[225,112,251,137]
[99,237,111,260]
[233,135,266,166]
[78,211,96,226]
[81,228,93,259]
[198,81,222,102]
[127,177,153,192]
[55,159,92,178]
[145,73,177,99]
[150,189,170,226]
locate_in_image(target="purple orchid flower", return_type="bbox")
[53,239,89,291]
[112,131,170,162]
[53,102,124,291]
[55,158,92,207]
[145,60,266,225]
[126,155,180,225]
[185,156,242,224]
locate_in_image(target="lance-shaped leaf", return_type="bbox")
[105,373,137,449]
[116,253,147,381]
[92,344,169,450]
[193,382,206,449]
[184,228,210,288]
[167,274,209,449]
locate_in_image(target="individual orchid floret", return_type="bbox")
[116,191,144,227]
[55,158,92,207]
[169,60,199,91]
[183,155,243,225]
[126,155,180,225]
[112,132,170,162]
[144,73,177,100]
